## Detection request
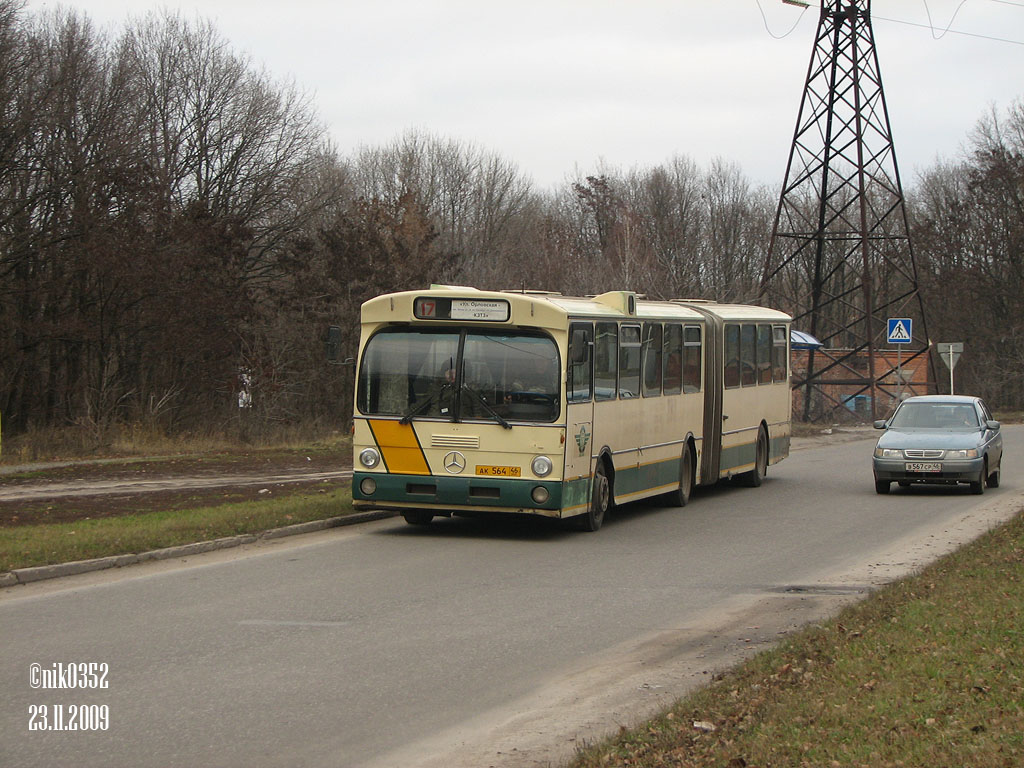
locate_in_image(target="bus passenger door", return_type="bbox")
[564,323,595,515]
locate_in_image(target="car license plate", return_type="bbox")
[905,462,941,472]
[475,465,521,477]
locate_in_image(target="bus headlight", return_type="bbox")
[531,455,553,477]
[531,486,550,504]
[360,477,377,496]
[359,448,381,469]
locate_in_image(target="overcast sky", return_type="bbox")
[23,0,1024,190]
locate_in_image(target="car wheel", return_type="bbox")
[578,461,610,532]
[402,511,434,526]
[987,465,1000,488]
[875,479,890,494]
[970,461,986,495]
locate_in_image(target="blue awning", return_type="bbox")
[790,330,823,350]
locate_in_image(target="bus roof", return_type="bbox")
[361,287,790,327]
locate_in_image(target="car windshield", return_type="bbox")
[889,402,978,429]
[357,327,560,423]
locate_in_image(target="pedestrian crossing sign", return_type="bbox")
[887,318,912,344]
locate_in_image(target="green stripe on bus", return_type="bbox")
[611,457,680,498]
[720,441,756,474]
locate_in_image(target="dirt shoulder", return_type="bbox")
[0,447,353,526]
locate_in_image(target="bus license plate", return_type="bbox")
[476,465,521,477]
[906,462,941,472]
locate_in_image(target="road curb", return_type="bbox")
[1,510,397,588]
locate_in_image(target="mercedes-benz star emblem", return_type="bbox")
[443,451,466,474]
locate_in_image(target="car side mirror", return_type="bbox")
[873,419,887,430]
[986,420,1001,431]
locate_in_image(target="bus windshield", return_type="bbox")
[357,328,560,423]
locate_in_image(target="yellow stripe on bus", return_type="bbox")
[369,420,431,475]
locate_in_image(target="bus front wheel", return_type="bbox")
[579,463,610,532]
[402,511,434,526]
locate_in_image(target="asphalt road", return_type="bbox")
[2,427,1022,768]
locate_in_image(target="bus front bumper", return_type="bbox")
[352,472,570,516]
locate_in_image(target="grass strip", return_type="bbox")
[570,508,1024,768]
[0,488,354,572]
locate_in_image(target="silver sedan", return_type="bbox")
[872,395,1003,495]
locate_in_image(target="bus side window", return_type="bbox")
[757,324,772,384]
[724,324,741,389]
[663,324,683,395]
[642,323,662,397]
[568,323,593,402]
[772,325,788,382]
[683,325,702,393]
[619,325,641,398]
[595,322,618,401]
[741,324,757,386]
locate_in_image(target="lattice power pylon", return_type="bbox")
[759,0,934,421]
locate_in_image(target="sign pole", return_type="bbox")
[936,342,963,395]
[896,344,902,400]
[887,318,912,405]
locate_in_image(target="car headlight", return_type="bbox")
[359,448,381,468]
[946,448,978,459]
[531,455,553,477]
[874,447,903,458]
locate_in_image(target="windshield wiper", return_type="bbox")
[460,384,512,430]
[400,384,453,425]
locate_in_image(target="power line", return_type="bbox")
[921,0,971,39]
[755,0,807,39]
[874,14,1024,45]
[758,2,1024,47]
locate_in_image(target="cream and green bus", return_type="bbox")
[351,286,791,531]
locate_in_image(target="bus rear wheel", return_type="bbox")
[666,443,693,507]
[579,462,610,532]
[739,427,768,487]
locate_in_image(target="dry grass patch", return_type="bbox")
[0,488,354,572]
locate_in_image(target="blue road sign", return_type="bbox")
[887,318,913,344]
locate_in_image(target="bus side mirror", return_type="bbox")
[570,329,590,365]
[326,325,350,365]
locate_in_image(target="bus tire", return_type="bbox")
[402,511,434,526]
[667,443,694,507]
[739,427,768,487]
[579,462,610,532]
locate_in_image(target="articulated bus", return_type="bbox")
[351,286,791,531]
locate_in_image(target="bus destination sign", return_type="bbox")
[414,297,510,322]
